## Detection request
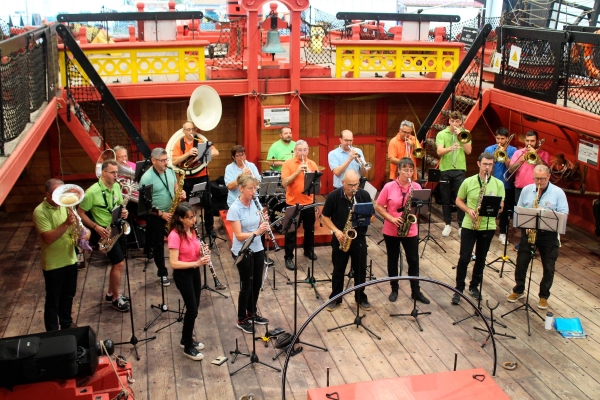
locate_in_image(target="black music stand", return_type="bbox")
[328,203,381,340]
[487,210,517,277]
[473,300,515,348]
[419,170,445,258]
[229,234,281,376]
[138,184,154,272]
[454,196,507,328]
[501,208,562,336]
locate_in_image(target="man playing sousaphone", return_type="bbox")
[78,160,130,312]
[388,120,420,182]
[171,121,220,239]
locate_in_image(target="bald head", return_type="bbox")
[342,170,360,197]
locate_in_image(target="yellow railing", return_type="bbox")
[59,41,208,85]
[335,42,463,78]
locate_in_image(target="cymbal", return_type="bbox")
[260,159,286,163]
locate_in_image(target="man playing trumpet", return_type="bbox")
[436,111,472,237]
[328,130,368,189]
[388,120,420,182]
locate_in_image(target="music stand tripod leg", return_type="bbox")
[390,296,431,332]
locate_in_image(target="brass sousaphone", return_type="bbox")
[166,86,222,176]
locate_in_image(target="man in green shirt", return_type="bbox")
[33,179,89,331]
[436,111,472,237]
[451,152,505,305]
[78,160,130,312]
[266,126,296,172]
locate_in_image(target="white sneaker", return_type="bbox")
[498,234,507,245]
[458,228,462,237]
[442,225,452,237]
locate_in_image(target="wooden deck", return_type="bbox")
[1,201,600,400]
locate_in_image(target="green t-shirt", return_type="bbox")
[139,167,176,212]
[436,127,470,171]
[266,140,296,172]
[458,174,505,231]
[79,179,123,227]
[33,199,77,271]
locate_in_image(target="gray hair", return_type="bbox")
[342,170,359,181]
[295,140,308,148]
[151,148,167,159]
[400,120,414,130]
[45,178,63,193]
[113,145,127,153]
[534,164,550,175]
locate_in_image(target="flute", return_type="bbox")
[252,196,281,252]
[193,224,226,290]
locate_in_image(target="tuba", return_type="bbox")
[51,184,87,248]
[165,86,222,177]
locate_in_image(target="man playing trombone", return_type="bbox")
[436,111,472,237]
[507,130,550,206]
[328,130,368,189]
[388,120,420,182]
[484,127,517,244]
[225,145,261,207]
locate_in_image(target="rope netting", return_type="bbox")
[560,41,600,115]
[210,16,247,70]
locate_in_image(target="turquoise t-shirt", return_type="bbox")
[457,174,505,230]
[436,127,470,171]
[33,199,78,271]
[139,167,177,212]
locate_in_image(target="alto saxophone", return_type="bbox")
[194,224,226,290]
[98,185,132,253]
[472,172,488,230]
[166,170,185,232]
[397,179,417,237]
[528,184,541,244]
[339,192,357,252]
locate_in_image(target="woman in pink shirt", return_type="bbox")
[374,158,430,305]
[168,203,211,361]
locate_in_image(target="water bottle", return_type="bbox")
[545,312,554,330]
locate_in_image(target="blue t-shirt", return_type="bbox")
[226,198,264,256]
[328,146,364,188]
[224,161,261,206]
[517,183,569,213]
[484,144,517,189]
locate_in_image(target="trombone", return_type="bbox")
[505,138,546,181]
[493,134,514,163]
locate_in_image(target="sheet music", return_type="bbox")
[363,181,377,201]
[514,206,567,234]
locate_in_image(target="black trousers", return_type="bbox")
[383,235,420,295]
[329,236,368,303]
[284,205,315,260]
[184,175,214,233]
[455,228,494,293]
[235,250,265,321]
[146,214,167,277]
[43,263,78,331]
[173,267,201,347]
[440,170,466,226]
[498,187,515,234]
[513,231,558,299]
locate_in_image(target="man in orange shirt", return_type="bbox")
[388,120,419,182]
[281,140,319,270]
[172,121,220,238]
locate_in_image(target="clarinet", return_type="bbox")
[252,196,281,252]
[193,224,226,290]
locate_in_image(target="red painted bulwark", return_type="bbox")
[0,98,57,206]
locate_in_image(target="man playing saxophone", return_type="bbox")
[388,121,419,182]
[436,111,472,237]
[280,140,319,270]
[374,158,429,304]
[78,160,130,312]
[507,165,568,310]
[322,170,375,312]
[139,148,185,287]
[451,152,504,306]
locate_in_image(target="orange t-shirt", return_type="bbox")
[172,138,208,178]
[388,136,418,180]
[281,157,319,205]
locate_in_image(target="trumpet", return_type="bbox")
[494,134,514,163]
[252,196,281,252]
[349,146,372,171]
[301,155,310,173]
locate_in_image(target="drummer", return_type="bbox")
[225,145,261,207]
[266,126,296,172]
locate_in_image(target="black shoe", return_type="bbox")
[285,259,295,271]
[451,293,461,305]
[265,257,274,266]
[468,287,482,301]
[236,320,254,334]
[388,290,398,302]
[252,314,269,325]
[359,300,372,311]
[159,276,171,286]
[105,294,130,303]
[412,292,430,305]
[112,296,130,312]
[304,251,318,261]
[183,346,204,361]
[180,340,205,351]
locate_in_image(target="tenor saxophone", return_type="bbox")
[339,192,357,252]
[193,224,226,290]
[528,184,541,244]
[166,171,185,232]
[397,179,417,237]
[472,172,488,230]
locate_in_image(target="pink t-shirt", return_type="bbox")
[168,230,201,263]
[377,180,421,238]
[510,149,550,189]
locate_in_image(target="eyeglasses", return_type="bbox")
[154,158,169,163]
[346,183,359,188]
[533,177,549,181]
[342,139,353,143]
[183,128,195,131]
[400,130,413,134]
[400,168,414,173]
